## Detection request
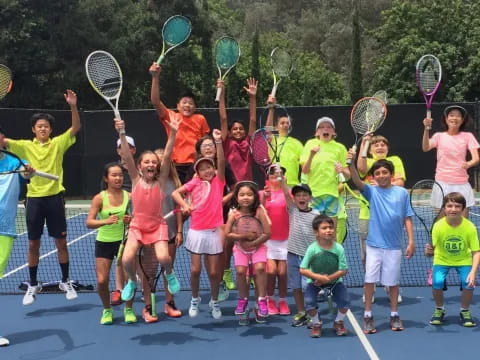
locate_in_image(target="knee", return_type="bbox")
[97,276,109,288]
[190,267,201,278]
[29,241,40,252]
[236,268,246,277]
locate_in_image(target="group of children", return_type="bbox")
[1,66,480,346]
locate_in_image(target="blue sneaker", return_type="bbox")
[121,280,136,301]
[166,272,181,294]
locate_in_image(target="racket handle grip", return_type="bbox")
[116,244,125,266]
[151,294,157,317]
[338,173,346,183]
[271,85,278,98]
[346,145,357,165]
[156,55,164,65]
[426,109,432,130]
[361,140,370,158]
[34,171,59,181]
[215,86,222,102]
[163,209,179,220]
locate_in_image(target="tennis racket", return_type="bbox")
[85,50,123,131]
[0,64,13,101]
[349,97,387,160]
[309,250,340,313]
[116,199,132,265]
[215,36,241,101]
[164,180,211,219]
[372,90,388,104]
[156,15,192,65]
[0,149,59,180]
[409,179,444,286]
[416,54,442,126]
[138,245,163,317]
[270,47,293,98]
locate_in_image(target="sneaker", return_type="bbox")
[223,269,236,290]
[292,312,308,327]
[110,290,122,306]
[267,298,279,315]
[100,308,114,325]
[390,315,404,331]
[257,298,268,318]
[23,283,42,306]
[121,280,136,302]
[310,322,322,338]
[278,300,291,315]
[59,280,78,300]
[363,316,377,334]
[209,299,222,319]
[430,308,445,325]
[254,308,267,324]
[0,336,9,347]
[460,310,476,327]
[334,320,348,336]
[218,281,229,302]
[164,301,182,318]
[142,305,158,323]
[189,297,201,318]
[306,317,313,329]
[235,298,249,315]
[165,272,181,295]
[123,307,137,324]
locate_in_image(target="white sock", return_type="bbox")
[364,311,372,318]
[391,311,399,317]
[335,312,346,322]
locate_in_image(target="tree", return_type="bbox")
[350,0,363,103]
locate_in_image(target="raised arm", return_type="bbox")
[348,146,365,192]
[149,62,169,122]
[265,94,276,128]
[245,77,258,136]
[280,174,295,207]
[114,118,139,184]
[422,117,433,152]
[159,116,181,185]
[357,134,371,175]
[302,145,319,175]
[64,90,81,135]
[213,129,225,181]
[218,80,228,141]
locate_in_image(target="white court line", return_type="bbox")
[346,310,380,360]
[2,230,96,278]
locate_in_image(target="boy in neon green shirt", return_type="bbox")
[425,192,480,327]
[6,90,81,306]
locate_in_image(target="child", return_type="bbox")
[6,90,81,305]
[300,117,349,221]
[86,163,133,324]
[225,181,271,318]
[357,134,407,303]
[113,117,181,323]
[349,150,415,334]
[150,63,210,184]
[0,127,34,345]
[172,129,226,319]
[299,214,350,338]
[260,164,290,315]
[280,181,318,327]
[425,192,480,327]
[422,105,479,217]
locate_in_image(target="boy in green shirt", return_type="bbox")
[425,192,480,327]
[6,90,81,305]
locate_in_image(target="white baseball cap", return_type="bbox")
[316,117,335,129]
[117,136,135,148]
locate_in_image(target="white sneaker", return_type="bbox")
[0,336,9,347]
[59,280,78,300]
[23,283,42,305]
[189,297,201,317]
[209,299,222,319]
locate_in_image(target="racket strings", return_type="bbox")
[418,58,441,93]
[0,65,12,98]
[351,99,385,134]
[163,16,191,45]
[251,130,272,167]
[271,48,293,77]
[86,53,122,98]
[215,38,240,69]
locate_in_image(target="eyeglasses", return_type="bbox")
[200,143,215,149]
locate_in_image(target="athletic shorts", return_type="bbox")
[233,244,267,267]
[432,265,474,290]
[266,239,288,260]
[304,282,349,311]
[287,252,307,290]
[432,180,475,208]
[311,194,339,217]
[364,245,401,286]
[26,194,67,240]
[95,240,121,260]
[0,235,14,278]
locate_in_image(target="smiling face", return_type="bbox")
[372,166,392,188]
[176,96,196,117]
[370,140,389,159]
[229,121,246,141]
[315,122,335,142]
[32,119,52,143]
[199,138,217,159]
[445,109,464,133]
[196,160,216,181]
[444,200,464,219]
[137,152,159,181]
[276,116,290,136]
[104,165,124,190]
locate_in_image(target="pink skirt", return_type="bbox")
[129,223,168,245]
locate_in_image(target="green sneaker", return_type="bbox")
[223,269,236,290]
[124,307,137,324]
[460,310,476,327]
[430,308,445,325]
[100,308,114,325]
[218,281,229,302]
[291,312,308,327]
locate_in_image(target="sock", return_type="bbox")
[279,297,286,303]
[59,262,69,283]
[436,306,445,310]
[29,266,38,286]
[311,312,321,324]
[461,308,469,312]
[335,312,346,322]
[258,296,266,301]
[364,311,372,318]
[390,311,399,317]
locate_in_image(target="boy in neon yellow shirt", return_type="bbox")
[6,90,81,305]
[425,192,480,327]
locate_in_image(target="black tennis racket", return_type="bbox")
[116,199,132,265]
[138,245,163,317]
[0,64,13,101]
[309,250,340,313]
[0,149,59,180]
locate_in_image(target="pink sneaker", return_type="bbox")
[278,300,290,315]
[235,298,248,315]
[267,298,279,315]
[257,298,268,317]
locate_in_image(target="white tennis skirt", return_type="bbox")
[432,180,475,208]
[185,227,223,255]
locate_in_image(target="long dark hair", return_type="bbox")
[101,162,123,190]
[230,181,260,214]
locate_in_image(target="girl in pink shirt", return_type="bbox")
[260,165,291,315]
[422,105,479,216]
[172,129,226,319]
[114,117,181,311]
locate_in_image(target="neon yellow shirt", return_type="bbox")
[7,129,76,197]
[275,135,303,187]
[432,217,480,266]
[300,138,347,198]
[358,155,406,220]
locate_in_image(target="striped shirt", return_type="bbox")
[286,205,318,256]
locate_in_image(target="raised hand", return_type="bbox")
[243,77,258,97]
[149,62,161,77]
[114,118,125,134]
[64,89,77,106]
